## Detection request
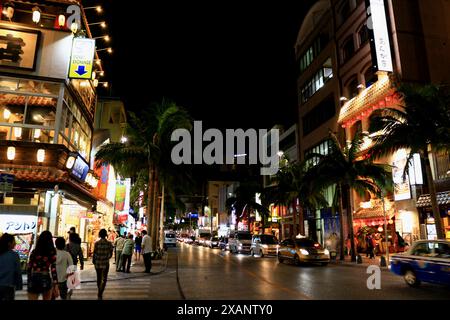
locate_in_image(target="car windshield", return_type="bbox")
[200,233,211,238]
[211,237,219,241]
[165,233,175,238]
[237,233,252,240]
[295,239,320,248]
[259,235,278,244]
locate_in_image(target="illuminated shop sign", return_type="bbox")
[0,215,37,234]
[392,149,411,201]
[366,0,393,72]
[68,38,95,79]
[71,156,90,181]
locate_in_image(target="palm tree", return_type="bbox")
[262,161,329,240]
[95,99,192,250]
[315,131,392,261]
[369,83,450,239]
[225,181,270,232]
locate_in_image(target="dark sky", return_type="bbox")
[88,1,316,130]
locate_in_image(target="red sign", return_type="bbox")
[93,161,109,200]
[118,213,128,224]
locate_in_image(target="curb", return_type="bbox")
[22,253,170,285]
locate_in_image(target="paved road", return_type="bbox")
[15,243,449,300]
[177,243,449,300]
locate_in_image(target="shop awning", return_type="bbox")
[416,191,450,208]
[353,206,394,220]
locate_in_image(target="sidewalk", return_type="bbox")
[22,253,168,285]
[330,254,392,270]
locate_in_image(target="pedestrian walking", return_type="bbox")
[92,229,113,300]
[54,237,73,300]
[27,231,59,300]
[141,230,152,273]
[121,234,134,273]
[134,232,142,262]
[66,232,84,271]
[114,234,125,271]
[366,234,375,259]
[0,233,23,301]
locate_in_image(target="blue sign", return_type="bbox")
[188,213,198,218]
[71,156,89,181]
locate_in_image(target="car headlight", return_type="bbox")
[299,249,309,255]
[261,244,268,248]
[324,249,330,255]
[238,243,243,248]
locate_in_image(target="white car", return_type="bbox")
[229,232,253,254]
[164,231,177,248]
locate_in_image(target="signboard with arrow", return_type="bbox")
[68,38,96,79]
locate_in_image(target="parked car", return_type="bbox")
[198,233,211,246]
[207,236,220,249]
[164,231,177,248]
[390,240,450,287]
[250,234,279,257]
[278,238,330,266]
[229,231,253,254]
[219,237,229,251]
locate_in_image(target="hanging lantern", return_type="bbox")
[36,149,45,163]
[388,219,394,225]
[58,14,66,28]
[3,2,15,19]
[7,146,15,161]
[32,6,41,24]
[3,108,11,120]
[378,226,383,232]
[71,21,79,33]
[14,127,22,138]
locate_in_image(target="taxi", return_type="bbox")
[390,240,450,287]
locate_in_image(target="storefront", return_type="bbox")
[352,199,399,254]
[0,196,38,271]
[416,191,450,240]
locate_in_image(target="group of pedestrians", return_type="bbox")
[0,227,113,301]
[113,230,152,274]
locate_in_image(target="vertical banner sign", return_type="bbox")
[115,184,126,211]
[392,150,412,201]
[93,161,109,199]
[68,38,95,79]
[366,0,393,72]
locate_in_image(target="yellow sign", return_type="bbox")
[68,38,95,79]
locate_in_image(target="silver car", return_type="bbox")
[251,234,279,257]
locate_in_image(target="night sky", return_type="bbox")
[88,1,316,130]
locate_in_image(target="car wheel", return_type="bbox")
[278,254,284,263]
[260,250,264,258]
[294,255,300,266]
[404,269,420,287]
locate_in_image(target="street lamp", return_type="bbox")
[380,191,389,267]
[93,35,110,42]
[84,6,103,13]
[88,21,107,28]
[96,47,113,54]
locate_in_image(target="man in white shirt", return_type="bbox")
[114,234,126,272]
[141,230,152,273]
